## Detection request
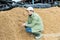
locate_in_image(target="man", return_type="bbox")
[22,7,44,40]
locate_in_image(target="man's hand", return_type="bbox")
[22,23,26,26]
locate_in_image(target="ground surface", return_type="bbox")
[0,7,60,40]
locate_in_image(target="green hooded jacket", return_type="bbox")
[26,13,44,33]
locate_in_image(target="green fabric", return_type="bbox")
[26,13,44,33]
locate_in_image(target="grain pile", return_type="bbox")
[0,7,60,40]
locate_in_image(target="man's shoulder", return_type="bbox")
[33,13,38,16]
[32,13,41,19]
[33,13,40,17]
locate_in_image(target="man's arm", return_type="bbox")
[26,16,38,27]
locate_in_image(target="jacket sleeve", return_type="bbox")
[26,16,38,28]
